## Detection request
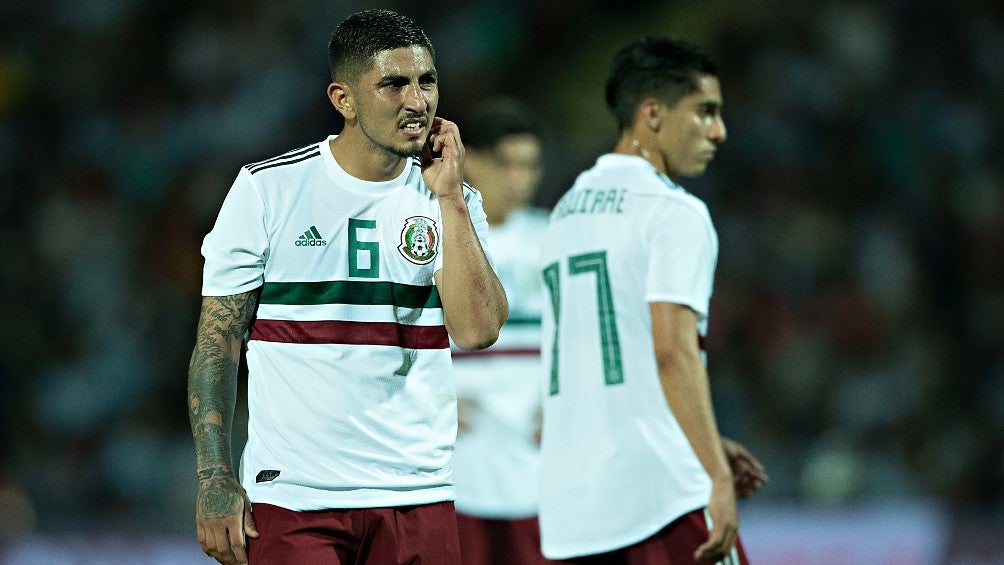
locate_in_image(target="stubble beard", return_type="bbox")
[358,116,425,158]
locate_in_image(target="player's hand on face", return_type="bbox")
[196,473,259,565]
[694,480,739,563]
[721,437,768,498]
[421,117,465,200]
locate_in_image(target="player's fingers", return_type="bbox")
[734,475,754,498]
[694,537,725,562]
[736,458,768,486]
[229,524,249,565]
[427,117,446,151]
[433,119,462,151]
[739,451,767,474]
[421,139,435,167]
[197,522,208,547]
[211,524,238,564]
[434,129,455,153]
[426,130,439,154]
[423,118,437,152]
[244,502,260,538]
[733,455,756,474]
[694,529,732,562]
[434,117,457,135]
[200,522,222,558]
[738,466,760,482]
[695,521,723,558]
[207,526,224,560]
[198,524,219,560]
[741,456,767,476]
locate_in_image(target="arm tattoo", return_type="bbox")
[196,465,245,520]
[197,473,245,520]
[188,291,259,476]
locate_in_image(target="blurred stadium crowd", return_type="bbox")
[0,0,1001,550]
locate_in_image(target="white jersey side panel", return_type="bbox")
[451,208,548,518]
[201,137,491,510]
[538,154,718,558]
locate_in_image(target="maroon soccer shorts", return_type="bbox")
[247,501,461,564]
[456,512,556,565]
[555,508,749,565]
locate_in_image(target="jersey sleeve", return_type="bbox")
[433,184,495,273]
[201,168,268,296]
[644,200,718,320]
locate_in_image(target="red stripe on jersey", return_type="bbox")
[251,319,449,349]
[451,347,541,359]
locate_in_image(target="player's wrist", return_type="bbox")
[197,465,235,481]
[709,468,734,486]
[435,190,468,212]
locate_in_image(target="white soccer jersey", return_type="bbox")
[451,208,548,519]
[537,154,718,559]
[201,136,491,510]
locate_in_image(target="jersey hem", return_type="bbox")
[202,281,264,297]
[454,501,539,520]
[541,499,708,559]
[247,484,455,511]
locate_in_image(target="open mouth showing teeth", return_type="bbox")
[403,122,423,131]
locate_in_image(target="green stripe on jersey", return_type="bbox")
[261,280,441,308]
[504,316,542,326]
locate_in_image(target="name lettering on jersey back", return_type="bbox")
[551,188,627,220]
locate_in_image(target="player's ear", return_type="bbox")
[639,97,661,132]
[328,82,355,121]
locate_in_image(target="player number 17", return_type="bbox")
[542,250,624,396]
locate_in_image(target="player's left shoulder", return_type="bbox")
[672,188,712,219]
[648,188,715,241]
[656,171,709,209]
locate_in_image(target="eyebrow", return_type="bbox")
[378,69,438,85]
[698,99,722,111]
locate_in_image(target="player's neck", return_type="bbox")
[612,135,665,175]
[329,133,408,182]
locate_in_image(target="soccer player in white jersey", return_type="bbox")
[450,97,554,565]
[538,38,766,564]
[187,10,507,565]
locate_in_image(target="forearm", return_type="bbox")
[188,296,260,562]
[188,293,256,478]
[188,342,239,477]
[436,193,507,350]
[658,351,732,483]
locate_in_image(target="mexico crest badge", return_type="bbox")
[398,216,438,264]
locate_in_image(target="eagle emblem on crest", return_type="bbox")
[398,216,438,264]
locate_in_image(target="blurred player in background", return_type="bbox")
[537,37,766,564]
[451,96,554,565]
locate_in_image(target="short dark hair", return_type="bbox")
[328,9,435,84]
[605,37,718,131]
[463,97,541,150]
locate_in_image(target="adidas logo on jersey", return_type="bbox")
[295,226,327,246]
